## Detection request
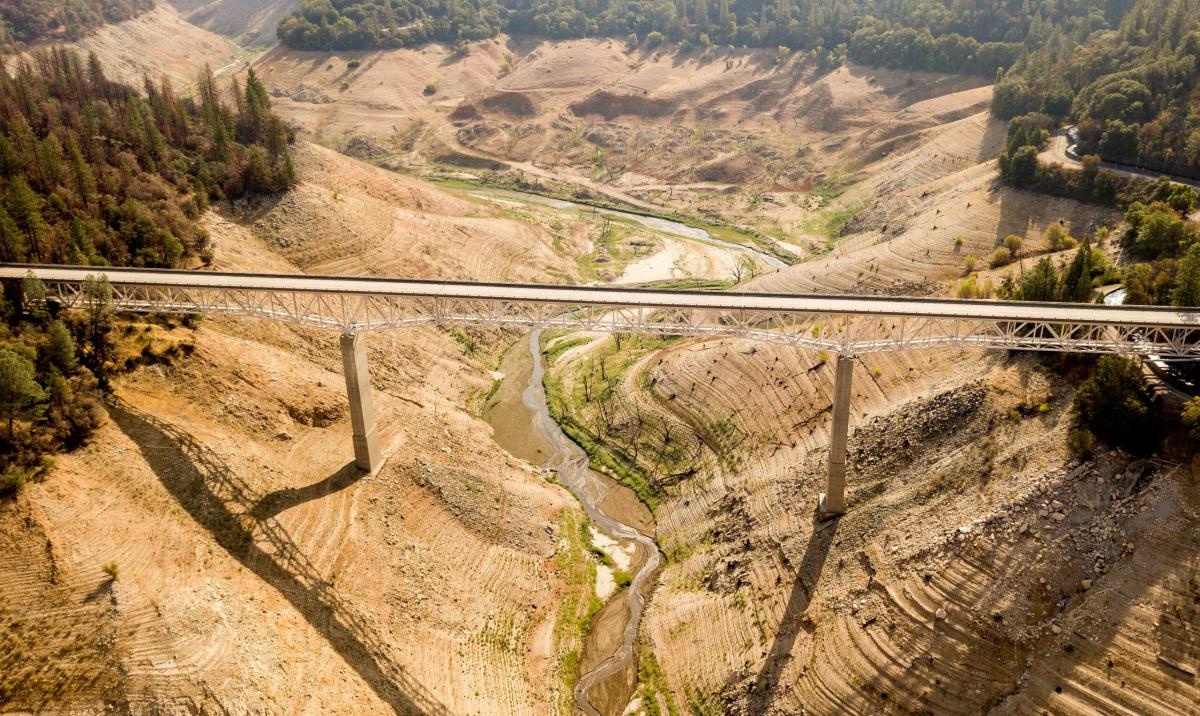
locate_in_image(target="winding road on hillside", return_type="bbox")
[1041,130,1200,190]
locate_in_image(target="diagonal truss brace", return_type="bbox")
[33,279,1200,359]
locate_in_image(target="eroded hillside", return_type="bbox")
[5,21,1199,716]
[0,145,598,713]
[66,2,243,87]
[249,39,996,258]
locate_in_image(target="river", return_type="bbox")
[516,329,662,715]
[470,188,789,269]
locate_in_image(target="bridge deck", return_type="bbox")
[2,264,1198,329]
[7,262,1197,513]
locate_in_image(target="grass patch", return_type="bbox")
[541,331,705,511]
[553,510,603,710]
[544,336,593,364]
[638,649,681,716]
[802,201,865,242]
[549,403,663,511]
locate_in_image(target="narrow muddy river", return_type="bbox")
[471,187,788,269]
[491,330,662,715]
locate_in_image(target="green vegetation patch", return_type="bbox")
[638,648,681,716]
[552,509,603,710]
[802,201,865,243]
[0,51,293,487]
[544,337,592,365]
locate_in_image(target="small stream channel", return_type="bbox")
[474,186,757,712]
[519,329,662,715]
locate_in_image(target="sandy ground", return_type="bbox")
[0,145,594,714]
[615,236,738,285]
[69,3,243,87]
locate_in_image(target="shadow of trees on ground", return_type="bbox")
[108,399,448,716]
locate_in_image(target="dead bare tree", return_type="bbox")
[731,254,759,284]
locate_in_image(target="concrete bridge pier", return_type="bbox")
[340,331,381,472]
[819,353,853,519]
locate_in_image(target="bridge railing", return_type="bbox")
[10,263,1200,518]
[24,273,1200,359]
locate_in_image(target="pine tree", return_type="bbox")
[0,349,44,439]
[0,206,27,262]
[1019,257,1060,301]
[65,135,96,207]
[66,218,97,265]
[1060,238,1095,302]
[0,134,20,177]
[6,176,47,262]
[46,320,77,374]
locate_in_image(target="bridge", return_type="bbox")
[5,263,1200,518]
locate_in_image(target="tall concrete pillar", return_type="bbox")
[819,354,853,519]
[340,331,381,472]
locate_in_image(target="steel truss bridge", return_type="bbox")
[6,264,1200,517]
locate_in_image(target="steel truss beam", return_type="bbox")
[27,277,1200,359]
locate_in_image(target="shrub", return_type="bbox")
[423,83,437,96]
[956,274,994,299]
[646,31,665,48]
[0,467,27,495]
[347,59,361,69]
[1041,223,1080,251]
[1073,356,1159,454]
[1002,234,1023,254]
[613,569,632,588]
[988,246,1012,268]
[1181,396,1200,442]
[1067,429,1097,458]
[963,255,978,272]
[102,561,119,580]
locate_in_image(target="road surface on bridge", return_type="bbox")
[3,264,1199,331]
[7,262,1200,515]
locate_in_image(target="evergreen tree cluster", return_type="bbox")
[995,0,1200,178]
[275,0,1114,72]
[0,50,294,267]
[0,274,110,492]
[991,174,1200,311]
[995,114,1196,209]
[0,0,153,47]
[999,238,1117,304]
[0,50,296,491]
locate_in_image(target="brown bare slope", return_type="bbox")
[168,0,299,48]
[527,74,1193,712]
[249,40,992,195]
[0,145,587,713]
[69,3,241,87]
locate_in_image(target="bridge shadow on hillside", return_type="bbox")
[250,462,363,520]
[108,399,449,716]
[749,512,839,711]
